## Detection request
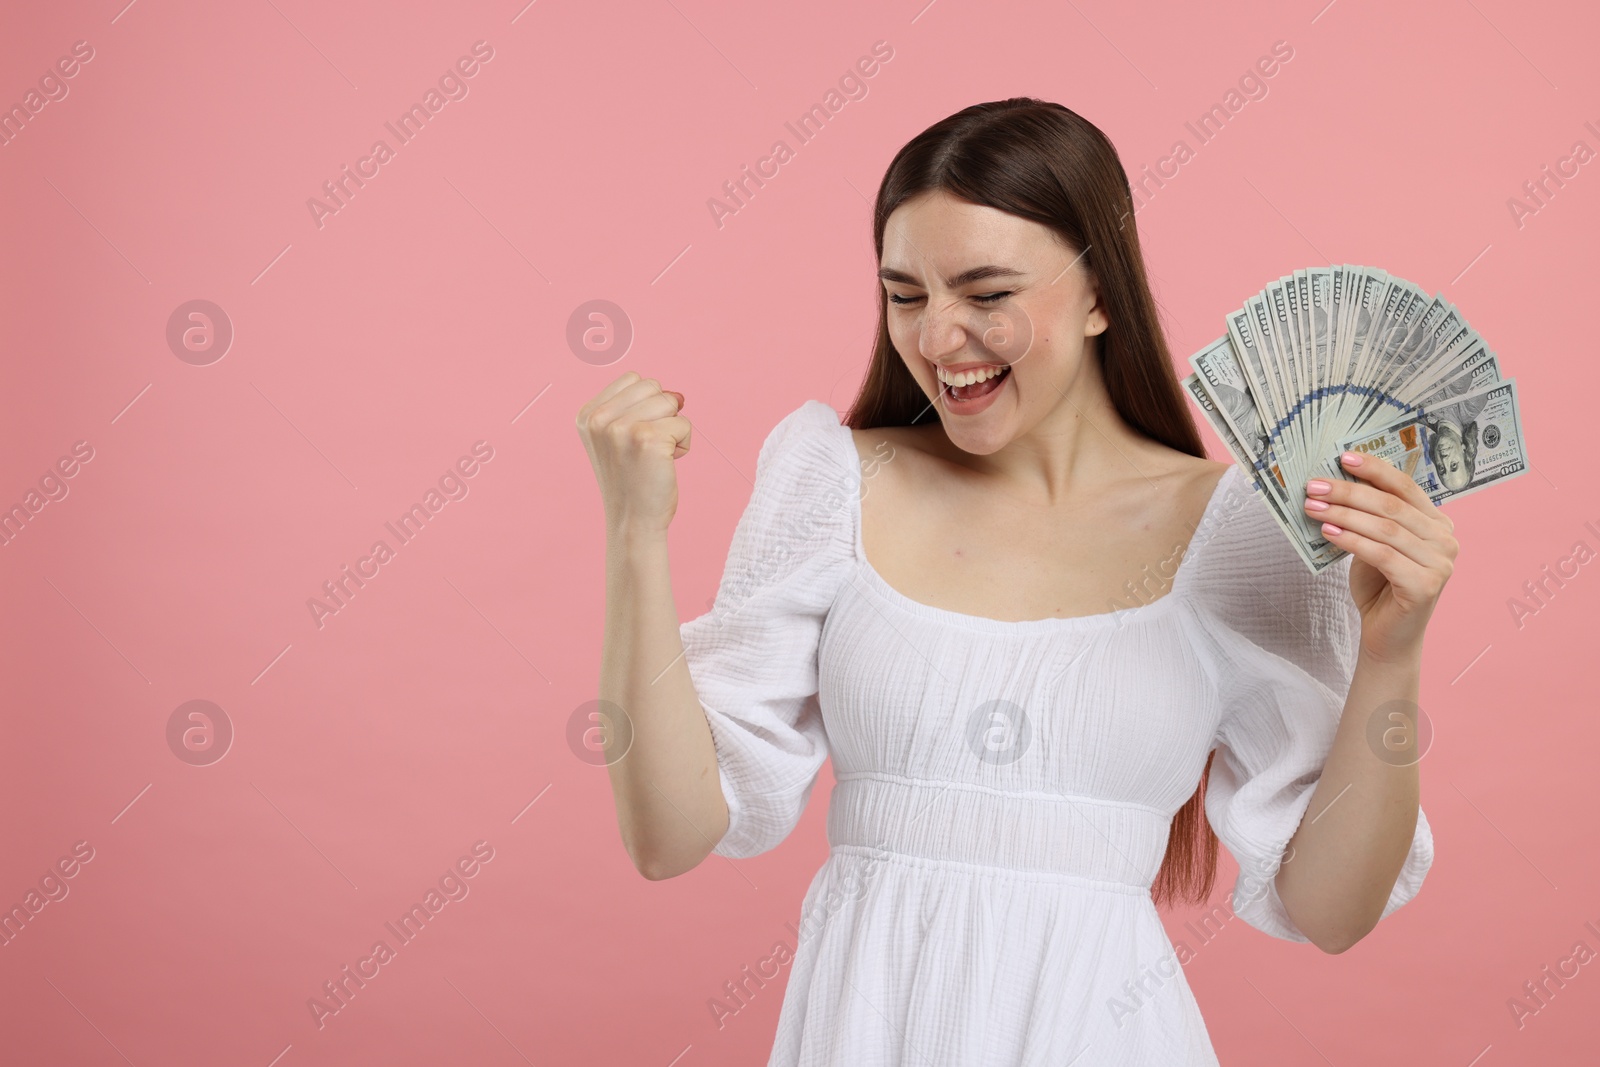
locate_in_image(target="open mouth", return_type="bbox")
[938,363,1011,403]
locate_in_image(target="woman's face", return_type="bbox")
[879,189,1108,455]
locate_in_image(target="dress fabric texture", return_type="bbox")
[679,400,1434,1066]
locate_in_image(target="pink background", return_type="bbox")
[1,0,1596,1063]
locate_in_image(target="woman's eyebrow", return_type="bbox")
[878,264,1028,287]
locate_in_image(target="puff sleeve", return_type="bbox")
[1197,487,1435,943]
[678,400,855,859]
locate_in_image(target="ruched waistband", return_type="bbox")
[827,771,1172,891]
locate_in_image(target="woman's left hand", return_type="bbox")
[1303,450,1460,664]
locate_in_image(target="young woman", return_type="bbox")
[577,98,1448,1065]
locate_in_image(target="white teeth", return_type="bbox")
[936,364,1008,387]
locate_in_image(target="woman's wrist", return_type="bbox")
[607,516,673,551]
[1355,638,1424,676]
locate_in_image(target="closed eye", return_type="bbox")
[888,291,1012,306]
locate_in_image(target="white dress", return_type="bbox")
[679,400,1434,1066]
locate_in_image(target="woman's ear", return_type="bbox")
[1084,287,1109,337]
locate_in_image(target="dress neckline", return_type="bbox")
[828,413,1240,635]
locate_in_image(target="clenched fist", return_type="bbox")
[576,372,691,536]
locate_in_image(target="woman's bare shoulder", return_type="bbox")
[845,422,947,467]
[1129,441,1230,496]
[844,424,959,511]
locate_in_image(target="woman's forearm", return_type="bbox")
[1273,646,1424,953]
[598,525,729,879]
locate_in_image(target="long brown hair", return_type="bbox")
[845,97,1220,910]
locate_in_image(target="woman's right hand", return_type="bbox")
[576,372,690,536]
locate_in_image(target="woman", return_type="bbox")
[577,98,1449,1065]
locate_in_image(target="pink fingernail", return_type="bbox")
[1305,497,1329,511]
[1322,522,1343,535]
[1341,451,1363,467]
[1306,479,1332,495]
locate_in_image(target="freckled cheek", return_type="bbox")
[1010,335,1050,376]
[890,325,931,379]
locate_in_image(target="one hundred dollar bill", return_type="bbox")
[1183,372,1343,572]
[1336,417,1441,498]
[1336,378,1529,506]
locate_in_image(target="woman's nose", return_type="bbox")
[918,295,974,357]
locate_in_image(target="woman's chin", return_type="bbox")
[937,396,1017,454]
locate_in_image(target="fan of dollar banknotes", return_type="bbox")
[1181,265,1529,573]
